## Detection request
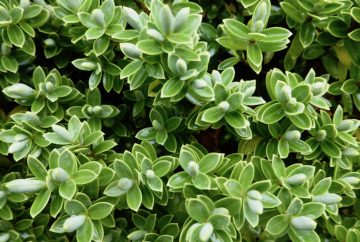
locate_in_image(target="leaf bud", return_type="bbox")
[186,161,200,177]
[218,101,230,112]
[336,120,354,132]
[175,58,187,75]
[45,82,55,93]
[80,61,97,70]
[342,147,359,157]
[173,7,190,32]
[252,20,264,32]
[14,133,28,142]
[341,176,360,185]
[247,198,263,215]
[284,130,301,141]
[313,193,342,204]
[286,173,307,186]
[146,170,155,179]
[1,43,11,56]
[0,233,10,242]
[5,179,45,193]
[123,7,142,30]
[146,29,164,42]
[90,105,103,116]
[285,97,297,109]
[91,9,105,28]
[278,85,292,103]
[44,38,56,46]
[247,190,262,200]
[120,43,141,59]
[193,79,208,89]
[8,140,28,153]
[291,216,316,230]
[127,230,146,240]
[117,178,134,191]
[3,83,36,99]
[152,120,163,130]
[63,215,86,233]
[0,191,6,199]
[51,167,70,183]
[160,5,174,35]
[314,130,327,141]
[212,207,230,215]
[199,223,214,242]
[51,125,74,142]
[311,82,328,96]
[20,0,30,9]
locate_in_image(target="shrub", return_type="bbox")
[0,0,359,241]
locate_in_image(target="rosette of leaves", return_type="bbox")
[0,173,28,221]
[329,77,360,113]
[66,88,120,130]
[217,160,281,228]
[256,68,330,130]
[217,0,292,73]
[243,120,312,159]
[4,149,100,219]
[195,67,264,138]
[119,0,208,100]
[266,197,325,242]
[280,0,350,70]
[104,141,176,211]
[0,214,52,241]
[262,155,315,198]
[0,0,49,54]
[335,171,360,198]
[127,213,179,241]
[167,144,224,191]
[304,106,359,169]
[136,105,184,152]
[310,177,342,217]
[0,111,54,161]
[43,116,117,158]
[50,197,114,242]
[180,195,240,241]
[2,66,83,117]
[71,54,122,91]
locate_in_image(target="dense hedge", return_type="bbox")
[0,0,360,241]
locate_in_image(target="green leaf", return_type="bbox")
[320,140,341,158]
[266,214,290,235]
[247,44,263,69]
[86,27,105,40]
[167,172,191,189]
[137,40,163,55]
[30,189,51,218]
[27,156,47,180]
[201,106,225,123]
[192,173,211,190]
[7,25,25,47]
[259,102,284,124]
[73,170,97,185]
[161,78,184,98]
[199,153,223,174]
[88,202,113,220]
[225,111,247,129]
[93,36,110,56]
[127,185,142,211]
[288,113,313,130]
[299,22,316,48]
[299,202,325,219]
[59,179,77,200]
[76,217,93,242]
[239,163,254,190]
[186,198,210,222]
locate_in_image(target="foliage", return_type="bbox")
[0,0,359,241]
